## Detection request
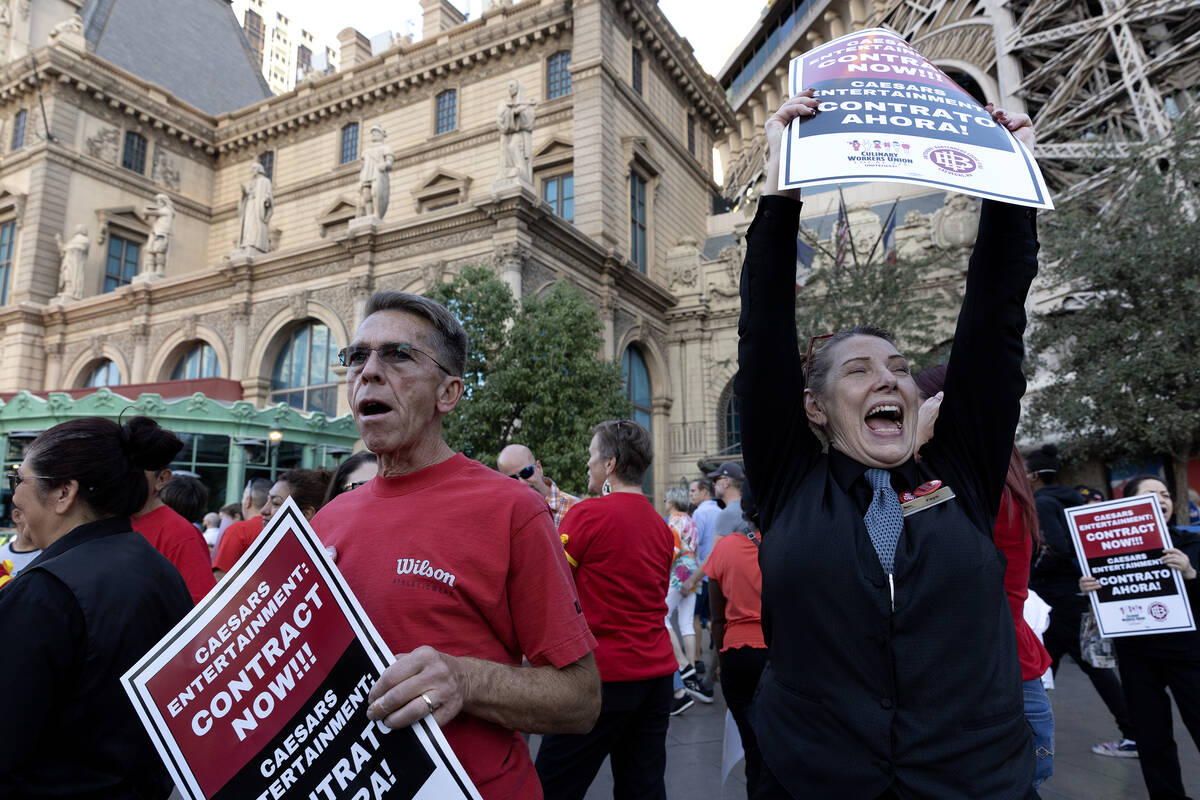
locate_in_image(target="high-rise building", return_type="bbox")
[230,0,341,94]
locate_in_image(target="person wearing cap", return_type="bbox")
[737,92,1041,797]
[710,461,746,538]
[1028,443,1137,758]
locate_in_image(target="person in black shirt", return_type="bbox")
[740,92,1040,799]
[0,416,193,799]
[1081,475,1200,800]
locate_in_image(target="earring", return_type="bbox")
[602,479,612,496]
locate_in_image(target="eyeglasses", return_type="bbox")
[803,333,834,378]
[509,465,536,480]
[7,470,47,493]
[337,342,452,375]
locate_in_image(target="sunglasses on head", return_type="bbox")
[509,465,535,480]
[337,342,451,374]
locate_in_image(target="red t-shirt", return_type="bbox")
[211,517,264,573]
[312,454,595,800]
[994,489,1053,681]
[132,504,215,605]
[559,492,677,682]
[704,531,767,651]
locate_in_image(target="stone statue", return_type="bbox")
[497,79,535,183]
[145,193,174,274]
[357,124,394,219]
[54,225,89,300]
[237,162,273,254]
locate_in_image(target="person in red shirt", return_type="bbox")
[314,291,599,799]
[534,419,678,800]
[211,477,270,580]
[704,480,768,798]
[131,450,215,605]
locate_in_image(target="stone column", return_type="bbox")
[823,10,846,39]
[230,300,251,381]
[495,243,527,301]
[130,322,150,383]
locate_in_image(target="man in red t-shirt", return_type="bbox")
[211,477,271,580]
[311,291,599,799]
[132,463,215,605]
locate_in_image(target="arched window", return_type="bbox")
[719,380,742,453]
[83,359,121,388]
[270,321,338,415]
[170,342,220,380]
[621,346,653,494]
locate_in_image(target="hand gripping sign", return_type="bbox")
[122,497,481,800]
[1066,493,1196,638]
[781,28,1053,210]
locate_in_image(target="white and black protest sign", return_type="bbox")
[1066,494,1196,638]
[122,497,481,800]
[781,28,1053,209]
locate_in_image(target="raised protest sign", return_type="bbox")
[1066,494,1196,638]
[781,28,1053,210]
[122,497,481,800]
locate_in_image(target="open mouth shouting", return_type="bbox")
[356,398,395,420]
[864,401,905,436]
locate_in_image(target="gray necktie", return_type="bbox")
[864,468,903,575]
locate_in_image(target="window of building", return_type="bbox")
[435,90,457,135]
[170,342,220,381]
[547,51,572,99]
[632,48,643,95]
[296,44,312,77]
[270,321,338,415]
[720,380,742,452]
[122,131,147,174]
[258,150,275,180]
[687,114,696,156]
[339,122,359,165]
[542,174,574,223]
[244,9,266,60]
[84,360,121,388]
[10,110,26,151]
[629,173,647,272]
[169,432,232,513]
[0,220,13,305]
[621,346,653,494]
[103,235,140,292]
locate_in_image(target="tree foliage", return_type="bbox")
[427,266,631,495]
[1026,123,1199,512]
[794,233,958,370]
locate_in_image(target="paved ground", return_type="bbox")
[531,659,1199,799]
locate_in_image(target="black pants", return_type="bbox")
[754,761,1043,800]
[1115,642,1200,800]
[1041,593,1135,739]
[720,646,768,798]
[534,675,672,800]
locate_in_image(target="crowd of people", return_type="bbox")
[0,93,1197,800]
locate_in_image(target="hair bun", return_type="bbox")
[122,416,183,472]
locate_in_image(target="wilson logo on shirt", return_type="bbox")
[396,557,456,587]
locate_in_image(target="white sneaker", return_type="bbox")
[1091,738,1138,758]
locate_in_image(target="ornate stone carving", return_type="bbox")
[90,334,106,358]
[356,125,394,220]
[666,237,701,291]
[421,260,446,289]
[287,290,310,320]
[236,163,273,255]
[151,148,182,192]
[144,194,174,275]
[181,314,198,341]
[497,80,535,185]
[85,126,121,164]
[53,225,89,303]
[930,193,980,251]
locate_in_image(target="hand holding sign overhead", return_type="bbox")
[778,28,1053,209]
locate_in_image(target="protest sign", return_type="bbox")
[1066,494,1196,638]
[122,496,481,800]
[781,28,1053,209]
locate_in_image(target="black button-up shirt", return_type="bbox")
[738,195,1039,799]
[0,516,193,798]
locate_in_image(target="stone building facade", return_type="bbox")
[0,0,737,503]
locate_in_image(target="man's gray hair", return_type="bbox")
[665,486,690,510]
[364,291,468,378]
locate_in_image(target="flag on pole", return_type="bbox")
[796,236,815,289]
[881,202,898,266]
[833,195,850,269]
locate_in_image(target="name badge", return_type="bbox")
[900,482,956,517]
